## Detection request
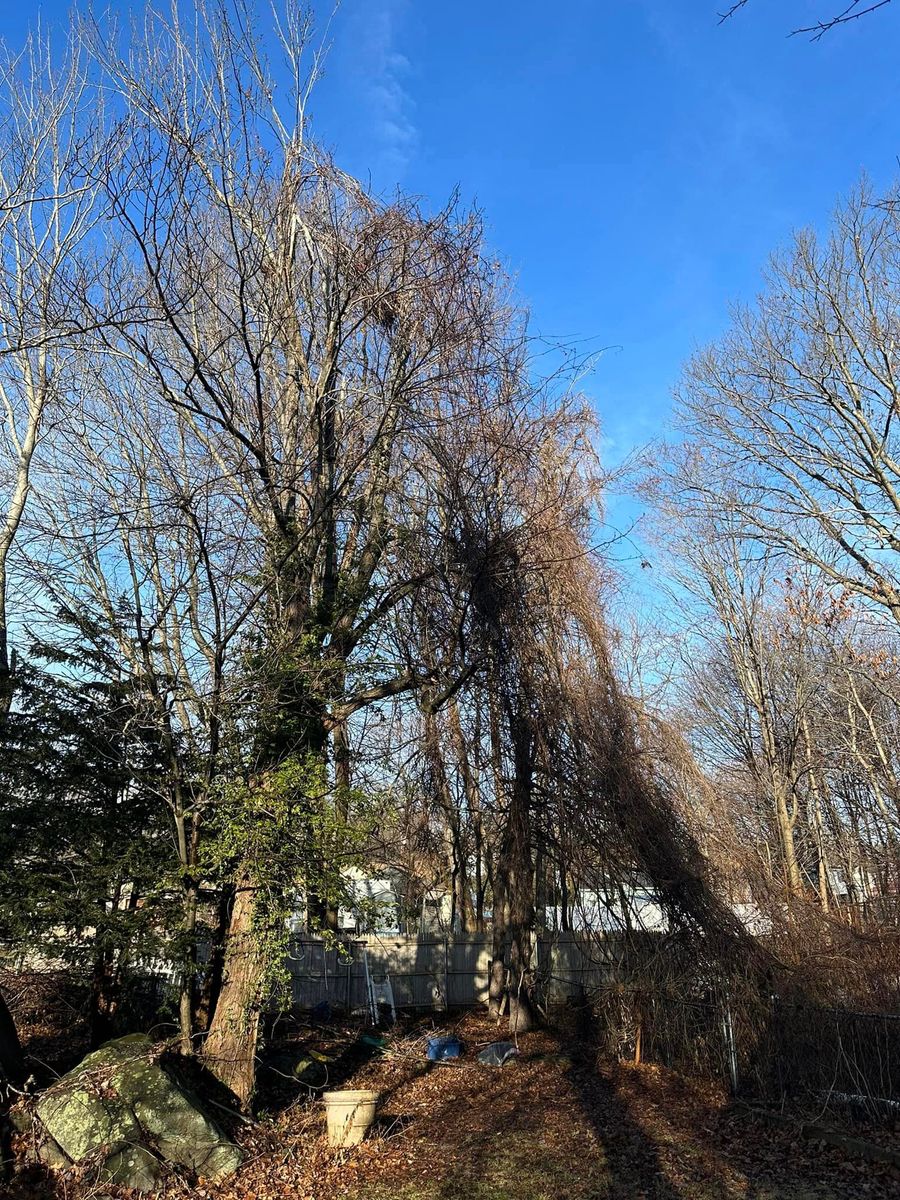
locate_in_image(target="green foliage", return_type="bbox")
[0,658,174,974]
[204,752,380,1002]
[0,597,389,1027]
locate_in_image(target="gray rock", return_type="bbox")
[38,1081,142,1162]
[35,1133,73,1170]
[9,1103,73,1170]
[116,1053,242,1180]
[33,1034,242,1190]
[103,1144,163,1191]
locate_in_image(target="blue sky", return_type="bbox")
[308,1,900,473]
[4,0,900,559]
[310,0,900,573]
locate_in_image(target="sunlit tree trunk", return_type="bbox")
[201,871,264,1110]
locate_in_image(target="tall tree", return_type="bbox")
[77,0,518,1104]
[0,27,107,720]
[0,18,109,1105]
[677,180,900,634]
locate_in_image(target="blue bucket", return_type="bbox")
[426,1035,462,1061]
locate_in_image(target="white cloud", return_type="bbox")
[359,0,417,180]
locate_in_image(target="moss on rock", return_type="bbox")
[32,1034,242,1191]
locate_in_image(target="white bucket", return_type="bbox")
[323,1089,378,1147]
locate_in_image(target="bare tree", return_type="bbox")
[0,20,112,1109]
[669,522,808,897]
[74,0,519,1104]
[655,466,900,927]
[0,28,108,720]
[677,180,900,634]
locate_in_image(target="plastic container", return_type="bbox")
[477,1040,519,1066]
[323,1089,378,1147]
[426,1035,462,1061]
[359,1031,388,1051]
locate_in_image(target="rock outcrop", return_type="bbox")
[19,1034,241,1190]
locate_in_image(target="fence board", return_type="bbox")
[283,932,625,1011]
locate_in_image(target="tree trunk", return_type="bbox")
[178,878,199,1056]
[505,865,537,1034]
[325,718,351,934]
[0,989,24,1094]
[560,865,571,933]
[196,883,234,1032]
[775,786,804,898]
[448,699,483,932]
[88,948,120,1049]
[201,872,264,1109]
[488,881,508,1019]
[423,706,472,933]
[488,791,537,1031]
[173,781,201,1054]
[800,714,831,912]
[503,710,537,1033]
[474,813,485,932]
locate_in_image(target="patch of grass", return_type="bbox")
[351,1129,610,1200]
[347,1129,848,1200]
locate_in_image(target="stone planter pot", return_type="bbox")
[323,1089,378,1147]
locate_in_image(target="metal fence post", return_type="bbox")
[443,936,450,1009]
[721,993,739,1095]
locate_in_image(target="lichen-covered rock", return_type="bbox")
[35,1134,72,1171]
[32,1034,241,1191]
[37,1078,143,1162]
[9,1104,72,1169]
[115,1051,242,1179]
[103,1143,163,1190]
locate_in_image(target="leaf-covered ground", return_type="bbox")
[7,1009,899,1200]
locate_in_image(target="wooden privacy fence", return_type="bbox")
[284,932,627,1012]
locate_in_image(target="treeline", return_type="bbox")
[2,0,897,1116]
[655,182,900,1000]
[0,2,738,1109]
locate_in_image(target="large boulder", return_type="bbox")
[31,1034,241,1190]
